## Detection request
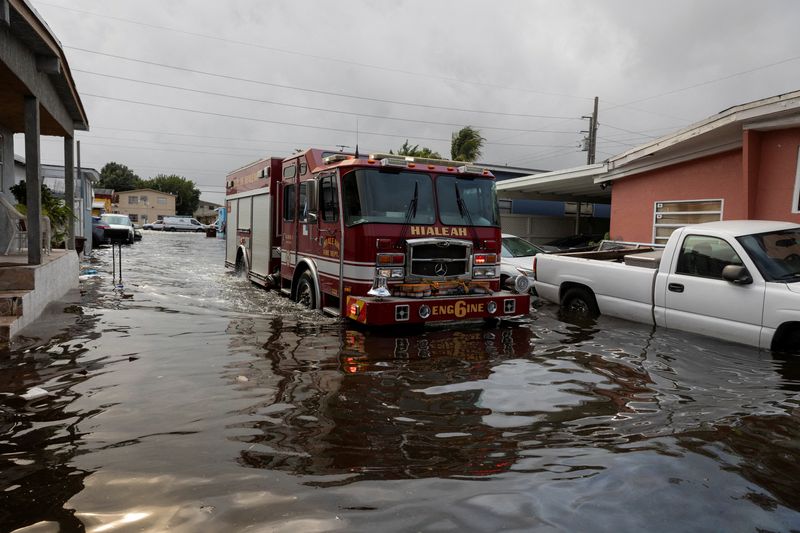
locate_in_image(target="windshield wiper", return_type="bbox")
[398,181,419,244]
[776,272,800,281]
[454,181,479,246]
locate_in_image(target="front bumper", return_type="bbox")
[345,292,531,326]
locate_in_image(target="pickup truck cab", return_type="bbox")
[534,220,800,351]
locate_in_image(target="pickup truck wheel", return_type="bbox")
[561,287,599,319]
[296,272,317,309]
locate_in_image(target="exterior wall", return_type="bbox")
[116,189,175,224]
[500,213,607,245]
[194,201,221,224]
[609,150,742,242]
[0,125,14,195]
[753,128,800,222]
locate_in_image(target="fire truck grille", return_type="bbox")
[411,260,469,277]
[408,243,471,278]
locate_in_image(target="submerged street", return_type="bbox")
[2,232,800,532]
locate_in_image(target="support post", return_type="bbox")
[64,136,74,250]
[24,96,41,265]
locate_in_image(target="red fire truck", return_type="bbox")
[225,149,531,326]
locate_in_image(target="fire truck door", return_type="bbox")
[317,174,341,299]
[297,180,319,260]
[280,179,298,276]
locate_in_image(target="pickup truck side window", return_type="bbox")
[675,235,743,279]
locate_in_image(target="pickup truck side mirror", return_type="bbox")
[722,264,752,285]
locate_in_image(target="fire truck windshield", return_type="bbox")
[437,175,498,227]
[343,169,435,226]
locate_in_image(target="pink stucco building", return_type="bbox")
[600,91,800,243]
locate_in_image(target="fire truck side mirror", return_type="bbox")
[307,212,318,224]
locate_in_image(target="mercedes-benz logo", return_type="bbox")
[434,263,448,276]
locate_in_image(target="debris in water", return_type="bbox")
[20,387,49,401]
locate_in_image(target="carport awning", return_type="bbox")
[496,163,610,203]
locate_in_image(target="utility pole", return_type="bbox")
[582,96,599,164]
[576,96,599,233]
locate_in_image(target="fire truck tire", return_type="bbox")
[296,272,316,309]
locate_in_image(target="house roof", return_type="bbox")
[1,0,89,133]
[117,188,176,196]
[600,89,800,183]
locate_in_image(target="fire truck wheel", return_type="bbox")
[296,272,316,309]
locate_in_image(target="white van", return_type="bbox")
[162,216,209,232]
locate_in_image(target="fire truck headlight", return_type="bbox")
[418,304,431,319]
[377,268,404,279]
[487,301,497,314]
[472,267,496,278]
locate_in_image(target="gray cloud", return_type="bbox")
[18,0,800,204]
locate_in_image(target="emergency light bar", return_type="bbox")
[322,154,352,165]
[368,153,490,175]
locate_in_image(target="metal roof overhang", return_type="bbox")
[495,163,610,203]
[0,0,89,135]
[599,90,800,183]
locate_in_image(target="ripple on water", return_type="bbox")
[1,232,800,531]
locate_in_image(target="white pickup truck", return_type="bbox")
[533,220,800,351]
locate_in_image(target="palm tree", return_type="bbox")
[450,126,485,162]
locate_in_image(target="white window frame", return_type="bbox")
[652,198,724,244]
[792,146,800,214]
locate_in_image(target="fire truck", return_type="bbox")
[224,149,531,326]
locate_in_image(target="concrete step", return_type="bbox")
[0,264,35,291]
[0,291,27,316]
[0,315,19,342]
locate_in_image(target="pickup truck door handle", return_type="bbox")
[668,283,684,293]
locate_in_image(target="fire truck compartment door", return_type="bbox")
[226,198,238,264]
[250,193,272,277]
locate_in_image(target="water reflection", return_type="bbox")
[0,311,103,532]
[224,310,800,520]
[225,323,532,482]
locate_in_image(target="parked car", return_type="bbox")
[162,216,209,232]
[143,221,164,231]
[91,216,107,246]
[533,220,800,351]
[500,233,546,289]
[543,233,606,251]
[93,214,136,245]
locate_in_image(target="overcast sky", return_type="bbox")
[16,0,800,205]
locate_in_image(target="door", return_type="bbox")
[317,173,342,300]
[663,234,765,346]
[280,176,297,281]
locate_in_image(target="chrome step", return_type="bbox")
[280,288,291,297]
[322,306,340,317]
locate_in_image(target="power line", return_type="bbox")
[80,92,577,148]
[66,46,578,121]
[73,68,581,133]
[604,54,800,113]
[41,1,592,102]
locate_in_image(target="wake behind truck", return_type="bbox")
[225,149,531,326]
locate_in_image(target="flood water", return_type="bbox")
[2,232,800,532]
